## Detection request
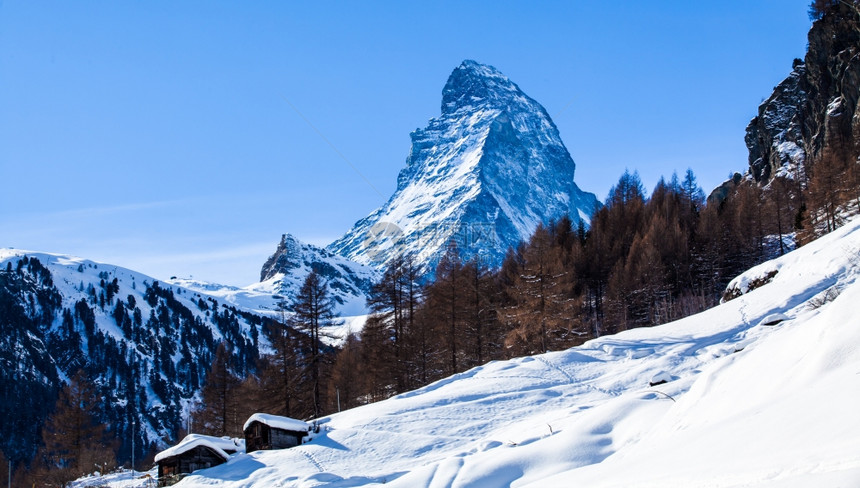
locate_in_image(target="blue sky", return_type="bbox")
[0,1,812,286]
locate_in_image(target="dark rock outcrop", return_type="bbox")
[745,3,860,184]
[706,172,744,206]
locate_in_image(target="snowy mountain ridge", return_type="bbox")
[0,248,265,464]
[256,233,379,316]
[162,235,377,319]
[327,60,598,275]
[168,217,860,488]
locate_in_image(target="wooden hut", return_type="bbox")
[155,434,238,486]
[244,413,310,453]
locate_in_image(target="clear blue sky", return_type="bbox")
[0,0,813,286]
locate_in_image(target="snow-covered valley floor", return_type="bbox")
[110,217,860,487]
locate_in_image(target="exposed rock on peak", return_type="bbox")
[441,60,524,114]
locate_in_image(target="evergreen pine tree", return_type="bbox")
[291,270,338,418]
[259,307,303,419]
[194,342,241,436]
[38,370,115,484]
[430,241,466,374]
[504,223,584,355]
[330,333,364,411]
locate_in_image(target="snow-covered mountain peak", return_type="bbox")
[441,60,523,114]
[329,60,598,275]
[259,234,378,315]
[261,234,320,282]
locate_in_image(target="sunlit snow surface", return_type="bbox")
[167,278,369,344]
[167,218,860,487]
[69,468,158,488]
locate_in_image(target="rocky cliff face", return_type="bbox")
[327,60,598,276]
[746,2,860,184]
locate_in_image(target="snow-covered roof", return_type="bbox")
[154,434,238,463]
[243,413,310,433]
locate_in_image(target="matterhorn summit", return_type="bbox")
[328,60,598,275]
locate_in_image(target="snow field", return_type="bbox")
[173,217,860,487]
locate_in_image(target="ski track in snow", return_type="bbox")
[300,450,325,473]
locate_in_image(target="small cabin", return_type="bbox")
[155,434,238,486]
[244,413,310,453]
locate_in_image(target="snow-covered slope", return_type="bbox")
[164,278,281,315]
[328,60,598,276]
[70,468,157,488]
[166,234,375,332]
[173,217,860,488]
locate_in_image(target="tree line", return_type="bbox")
[342,145,860,402]
[188,167,817,427]
[331,168,808,406]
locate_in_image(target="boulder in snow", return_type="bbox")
[760,313,789,326]
[649,371,673,387]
